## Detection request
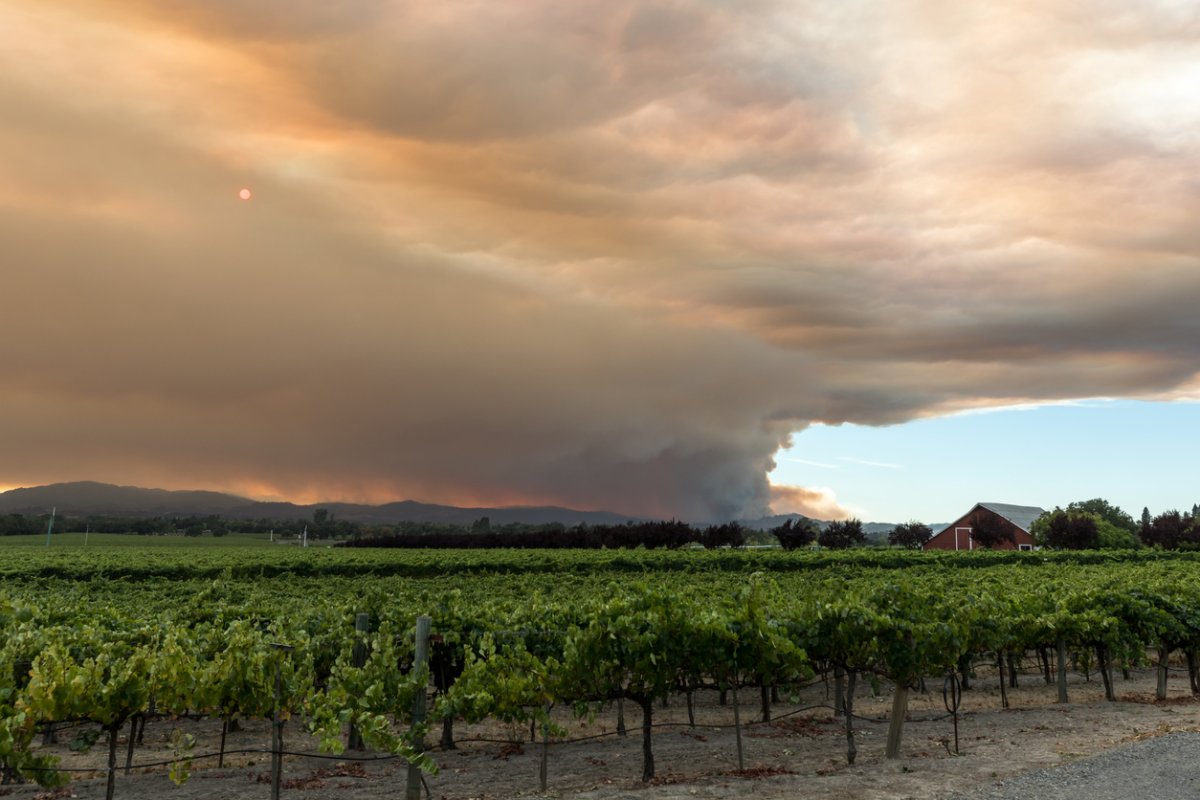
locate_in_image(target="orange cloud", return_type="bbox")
[768,484,858,522]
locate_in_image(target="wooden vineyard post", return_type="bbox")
[272,659,282,800]
[1056,637,1069,703]
[843,670,857,765]
[885,681,909,759]
[833,664,845,717]
[406,615,432,800]
[269,643,293,800]
[731,675,745,772]
[1157,646,1169,700]
[1096,645,1115,701]
[347,613,370,751]
[539,703,551,791]
[886,632,914,760]
[997,651,1009,709]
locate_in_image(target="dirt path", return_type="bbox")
[6,665,1200,800]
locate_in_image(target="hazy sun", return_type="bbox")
[238,188,252,200]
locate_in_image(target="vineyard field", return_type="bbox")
[3,543,1200,798]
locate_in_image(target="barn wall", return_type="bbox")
[923,507,1036,551]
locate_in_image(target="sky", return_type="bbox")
[2,1,1199,523]
[772,400,1200,523]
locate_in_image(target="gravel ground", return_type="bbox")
[942,731,1200,800]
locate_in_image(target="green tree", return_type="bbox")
[819,519,866,549]
[966,510,1015,549]
[1042,510,1098,550]
[1141,510,1198,549]
[0,514,41,536]
[888,521,933,549]
[771,518,817,550]
[1066,498,1137,535]
[1094,517,1139,549]
[1035,508,1138,550]
[311,508,340,539]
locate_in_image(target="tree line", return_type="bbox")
[0,509,431,540]
[929,498,1200,552]
[6,496,1200,552]
[0,512,320,538]
[778,498,1200,553]
[1009,499,1200,551]
[340,519,750,549]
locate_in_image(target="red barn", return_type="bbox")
[924,502,1045,551]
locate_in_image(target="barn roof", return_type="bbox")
[976,502,1046,533]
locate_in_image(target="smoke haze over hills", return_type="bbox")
[0,482,642,527]
[2,2,1199,520]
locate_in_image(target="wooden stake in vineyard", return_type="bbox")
[406,615,432,800]
[731,672,744,772]
[997,651,1009,710]
[888,633,912,758]
[347,613,370,751]
[843,670,858,765]
[885,679,910,759]
[269,643,294,800]
[1056,636,1069,703]
[539,703,551,791]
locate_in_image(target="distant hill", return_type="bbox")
[238,498,638,527]
[0,481,252,517]
[0,482,640,527]
[0,482,940,532]
[738,514,906,534]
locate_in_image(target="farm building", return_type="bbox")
[924,502,1046,551]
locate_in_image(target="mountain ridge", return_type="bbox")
[0,481,928,532]
[0,481,640,527]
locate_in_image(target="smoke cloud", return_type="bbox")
[2,1,1198,519]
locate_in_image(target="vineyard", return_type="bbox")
[4,544,1200,798]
